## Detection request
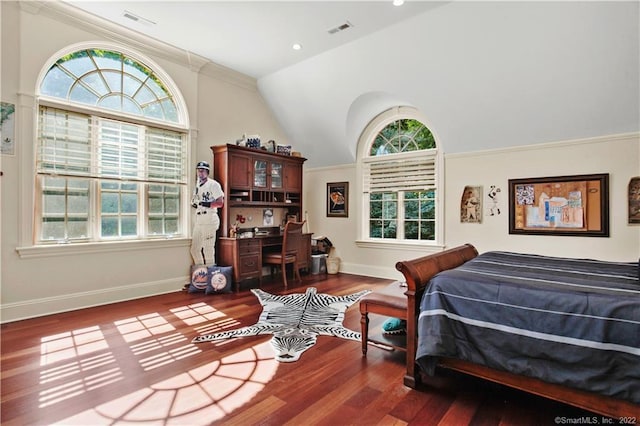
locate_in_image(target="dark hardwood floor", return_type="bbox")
[2,273,603,425]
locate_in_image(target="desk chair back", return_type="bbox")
[263,221,306,288]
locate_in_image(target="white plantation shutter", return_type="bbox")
[146,128,186,183]
[37,108,92,176]
[37,106,187,184]
[363,150,436,193]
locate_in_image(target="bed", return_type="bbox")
[395,244,640,417]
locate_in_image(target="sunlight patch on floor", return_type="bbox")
[51,341,279,425]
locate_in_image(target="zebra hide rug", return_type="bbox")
[192,287,371,362]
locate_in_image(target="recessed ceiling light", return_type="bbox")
[292,43,302,51]
[393,0,405,6]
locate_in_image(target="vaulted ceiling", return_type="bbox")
[63,1,639,168]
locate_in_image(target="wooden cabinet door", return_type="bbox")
[284,161,302,192]
[229,154,252,188]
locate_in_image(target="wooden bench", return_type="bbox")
[359,280,407,355]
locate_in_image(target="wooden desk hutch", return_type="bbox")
[211,144,310,289]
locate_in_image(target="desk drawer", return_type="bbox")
[239,254,260,276]
[238,239,260,255]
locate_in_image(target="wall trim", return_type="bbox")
[1,276,187,324]
[304,162,355,173]
[445,132,640,159]
[16,238,191,259]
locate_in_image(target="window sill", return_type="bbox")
[355,239,444,252]
[16,237,190,259]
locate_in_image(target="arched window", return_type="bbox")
[36,47,188,243]
[359,107,442,245]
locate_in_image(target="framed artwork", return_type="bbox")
[1,102,16,156]
[327,182,348,217]
[460,185,482,223]
[629,176,640,224]
[508,173,609,237]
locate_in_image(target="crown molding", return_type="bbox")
[20,0,256,89]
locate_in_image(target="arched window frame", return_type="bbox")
[355,106,444,249]
[32,43,190,246]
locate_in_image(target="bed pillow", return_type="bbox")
[188,264,210,293]
[206,265,233,294]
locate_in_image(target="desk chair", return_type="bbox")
[263,221,306,288]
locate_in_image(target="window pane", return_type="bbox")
[42,219,65,240]
[122,97,142,115]
[143,101,164,120]
[421,221,435,240]
[165,195,179,213]
[383,220,397,238]
[68,192,89,214]
[421,199,435,220]
[92,53,122,71]
[40,66,74,98]
[102,71,122,93]
[68,218,89,239]
[100,94,122,111]
[121,193,137,213]
[60,52,95,78]
[405,200,419,219]
[134,85,155,105]
[121,217,137,236]
[101,217,118,237]
[369,200,382,219]
[369,220,382,238]
[383,201,397,219]
[101,193,119,213]
[165,219,178,234]
[81,72,109,96]
[122,73,142,97]
[405,221,419,239]
[149,217,163,234]
[69,83,99,105]
[161,99,178,123]
[149,195,163,213]
[123,57,149,82]
[43,192,66,215]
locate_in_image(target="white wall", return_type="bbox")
[305,134,640,281]
[0,2,288,322]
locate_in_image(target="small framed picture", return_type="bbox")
[327,182,348,217]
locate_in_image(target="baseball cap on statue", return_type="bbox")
[196,161,210,171]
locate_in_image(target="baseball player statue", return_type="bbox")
[190,161,224,265]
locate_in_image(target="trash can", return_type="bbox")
[327,257,340,274]
[311,254,327,274]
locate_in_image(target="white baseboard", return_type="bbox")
[0,276,188,324]
[339,261,402,281]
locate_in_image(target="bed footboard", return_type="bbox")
[395,243,478,388]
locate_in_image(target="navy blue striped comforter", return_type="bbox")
[416,251,640,403]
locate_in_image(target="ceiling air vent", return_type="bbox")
[327,21,353,35]
[122,10,156,26]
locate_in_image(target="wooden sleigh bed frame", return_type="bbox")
[395,243,639,418]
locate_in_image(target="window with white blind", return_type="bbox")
[359,111,441,244]
[36,48,187,244]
